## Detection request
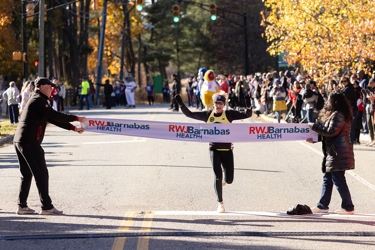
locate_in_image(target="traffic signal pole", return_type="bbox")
[95,0,108,105]
[21,0,28,81]
[178,0,249,75]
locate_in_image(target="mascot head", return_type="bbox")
[204,70,215,82]
[198,68,207,78]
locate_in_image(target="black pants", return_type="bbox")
[147,96,154,105]
[209,149,234,202]
[170,96,179,111]
[105,94,111,109]
[8,104,19,124]
[195,95,204,110]
[59,97,64,111]
[14,143,54,210]
[79,94,89,110]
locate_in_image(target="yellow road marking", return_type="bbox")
[111,211,136,250]
[137,212,154,250]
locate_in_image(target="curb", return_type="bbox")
[0,134,14,147]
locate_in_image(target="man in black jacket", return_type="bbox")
[103,79,114,109]
[170,74,181,111]
[13,77,87,215]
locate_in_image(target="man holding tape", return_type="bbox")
[175,93,252,213]
[14,77,87,215]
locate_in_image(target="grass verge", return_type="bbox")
[0,120,18,139]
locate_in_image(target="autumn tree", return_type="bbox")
[0,0,23,80]
[262,0,375,79]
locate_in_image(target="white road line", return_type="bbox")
[299,141,375,192]
[153,210,375,218]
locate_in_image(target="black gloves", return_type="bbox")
[174,94,184,106]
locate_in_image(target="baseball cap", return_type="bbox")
[35,77,56,88]
[213,94,226,103]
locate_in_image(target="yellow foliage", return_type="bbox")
[87,0,146,80]
[263,0,375,80]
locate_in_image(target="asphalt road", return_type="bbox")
[1,104,375,250]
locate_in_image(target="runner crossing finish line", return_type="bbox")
[82,118,318,142]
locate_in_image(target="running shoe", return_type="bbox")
[217,202,225,213]
[335,209,355,215]
[16,206,35,215]
[311,207,329,214]
[39,207,63,215]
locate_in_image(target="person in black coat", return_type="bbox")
[102,79,114,109]
[170,74,181,111]
[307,92,355,215]
[13,77,87,215]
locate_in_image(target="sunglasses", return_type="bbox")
[214,101,224,106]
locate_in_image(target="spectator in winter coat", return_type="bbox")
[307,92,355,215]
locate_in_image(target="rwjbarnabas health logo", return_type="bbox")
[168,125,230,139]
[249,125,310,140]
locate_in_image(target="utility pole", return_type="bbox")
[21,0,28,81]
[38,0,45,76]
[243,13,249,76]
[95,0,108,105]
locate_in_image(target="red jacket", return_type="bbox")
[219,81,229,93]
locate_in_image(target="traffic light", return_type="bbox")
[136,0,143,11]
[34,59,38,67]
[172,4,180,23]
[210,4,217,21]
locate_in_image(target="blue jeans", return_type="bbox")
[307,109,315,123]
[317,171,354,211]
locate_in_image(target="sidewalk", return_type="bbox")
[259,113,371,143]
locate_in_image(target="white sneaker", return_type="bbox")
[217,202,225,213]
[16,206,35,215]
[311,207,329,214]
[39,207,63,215]
[335,209,355,215]
[222,172,226,186]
